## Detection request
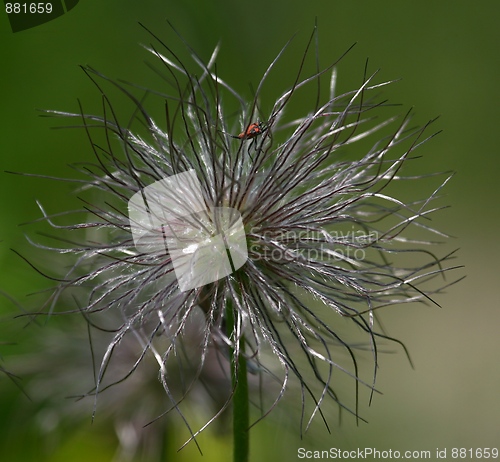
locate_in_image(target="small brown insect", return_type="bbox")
[222,121,268,161]
[230,122,267,140]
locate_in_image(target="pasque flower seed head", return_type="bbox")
[18,24,461,442]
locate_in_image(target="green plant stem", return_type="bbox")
[226,300,249,462]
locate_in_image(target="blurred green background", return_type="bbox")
[0,1,498,461]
